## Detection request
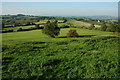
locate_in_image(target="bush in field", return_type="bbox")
[89,24,95,30]
[67,29,78,38]
[42,21,60,38]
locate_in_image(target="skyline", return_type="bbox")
[2,2,118,17]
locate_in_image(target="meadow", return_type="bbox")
[67,19,101,28]
[2,28,119,79]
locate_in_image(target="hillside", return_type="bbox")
[2,28,119,79]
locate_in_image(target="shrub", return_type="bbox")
[67,29,78,38]
[42,21,60,38]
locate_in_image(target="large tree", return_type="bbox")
[42,20,60,38]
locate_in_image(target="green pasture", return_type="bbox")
[67,19,101,28]
[35,20,65,24]
[3,25,35,31]
[2,28,119,79]
[2,28,115,44]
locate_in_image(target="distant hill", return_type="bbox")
[83,16,117,20]
[63,16,118,20]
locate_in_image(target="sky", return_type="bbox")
[2,2,118,17]
[1,0,120,2]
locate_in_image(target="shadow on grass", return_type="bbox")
[58,35,96,38]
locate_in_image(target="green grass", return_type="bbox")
[2,28,116,43]
[3,20,66,31]
[67,19,101,28]
[2,28,119,79]
[35,20,65,24]
[3,25,35,31]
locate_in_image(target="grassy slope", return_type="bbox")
[3,25,35,31]
[67,19,101,28]
[2,28,115,44]
[2,28,119,79]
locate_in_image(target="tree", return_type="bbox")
[42,21,60,38]
[67,29,78,38]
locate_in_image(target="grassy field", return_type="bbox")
[3,25,35,31]
[3,20,66,32]
[2,28,119,79]
[67,19,101,28]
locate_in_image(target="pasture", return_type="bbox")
[2,28,119,79]
[67,19,101,28]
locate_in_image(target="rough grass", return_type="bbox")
[2,28,119,79]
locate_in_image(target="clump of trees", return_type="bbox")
[67,29,78,38]
[42,20,60,38]
[100,23,120,33]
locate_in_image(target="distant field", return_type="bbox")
[3,20,66,31]
[3,25,35,31]
[2,28,115,43]
[3,19,101,32]
[67,19,101,28]
[35,20,65,24]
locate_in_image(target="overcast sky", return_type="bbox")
[2,2,118,17]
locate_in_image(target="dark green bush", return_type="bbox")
[42,21,60,38]
[67,29,78,38]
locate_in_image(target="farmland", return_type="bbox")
[2,27,119,79]
[1,1,120,79]
[1,14,120,79]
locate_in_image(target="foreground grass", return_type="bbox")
[2,28,119,79]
